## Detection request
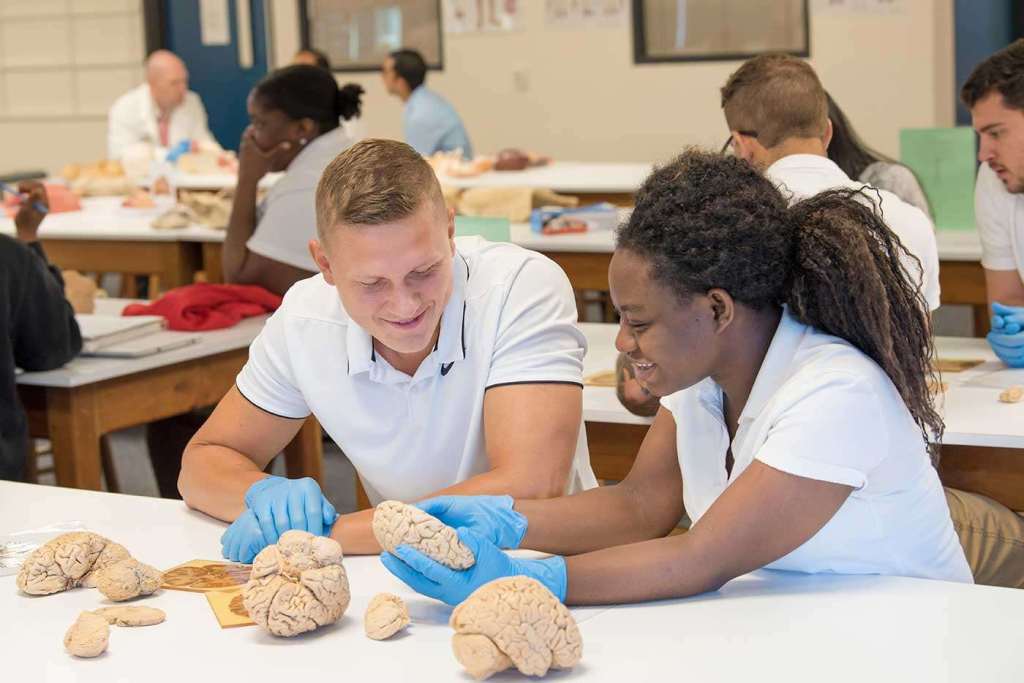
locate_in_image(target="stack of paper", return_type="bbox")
[75,314,198,358]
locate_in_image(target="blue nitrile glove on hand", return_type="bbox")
[244,476,339,545]
[380,527,566,607]
[988,303,1024,368]
[988,330,1024,368]
[165,139,192,163]
[991,302,1024,335]
[415,495,528,549]
[220,509,266,564]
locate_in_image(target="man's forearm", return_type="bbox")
[178,443,268,522]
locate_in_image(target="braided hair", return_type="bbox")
[617,149,943,461]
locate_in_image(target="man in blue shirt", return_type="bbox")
[382,49,473,159]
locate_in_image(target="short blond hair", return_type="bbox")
[315,139,443,239]
[720,54,828,149]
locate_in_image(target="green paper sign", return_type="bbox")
[900,127,977,231]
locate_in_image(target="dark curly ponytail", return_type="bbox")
[618,148,942,461]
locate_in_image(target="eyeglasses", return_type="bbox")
[720,130,758,155]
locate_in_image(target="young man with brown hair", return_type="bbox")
[961,38,1024,368]
[179,139,596,561]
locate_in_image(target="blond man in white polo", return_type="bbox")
[179,139,596,561]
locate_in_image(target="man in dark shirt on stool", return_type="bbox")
[1,181,82,481]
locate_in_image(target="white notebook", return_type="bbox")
[83,331,199,358]
[76,314,166,353]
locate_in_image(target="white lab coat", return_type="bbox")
[107,83,220,160]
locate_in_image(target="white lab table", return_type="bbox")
[581,323,1024,447]
[580,323,1024,508]
[15,300,321,491]
[1,480,1020,682]
[438,161,652,195]
[0,197,223,294]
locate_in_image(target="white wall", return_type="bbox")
[271,0,955,165]
[0,0,145,176]
[0,0,955,175]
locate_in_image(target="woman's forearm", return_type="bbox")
[563,532,724,605]
[222,175,260,281]
[516,480,677,556]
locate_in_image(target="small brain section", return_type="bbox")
[91,606,166,627]
[372,500,476,569]
[17,532,130,596]
[242,530,350,637]
[364,592,410,640]
[450,577,583,680]
[64,611,110,658]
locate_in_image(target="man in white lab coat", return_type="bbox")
[107,50,220,160]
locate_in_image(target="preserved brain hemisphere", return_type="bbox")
[17,532,131,596]
[449,577,583,680]
[372,500,475,569]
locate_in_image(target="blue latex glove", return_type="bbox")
[987,330,1024,368]
[220,509,267,564]
[991,302,1024,335]
[165,139,191,162]
[380,527,566,606]
[415,495,528,549]
[244,476,338,544]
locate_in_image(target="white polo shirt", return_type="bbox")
[975,161,1024,283]
[766,154,941,311]
[246,126,354,272]
[661,308,971,583]
[236,236,598,503]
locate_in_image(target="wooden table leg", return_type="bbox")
[47,385,103,491]
[283,416,323,484]
[202,242,224,284]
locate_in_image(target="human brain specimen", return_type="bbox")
[449,577,583,680]
[364,592,410,640]
[372,500,475,569]
[95,558,163,601]
[16,532,131,596]
[242,530,350,637]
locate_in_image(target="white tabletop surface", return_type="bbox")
[0,196,225,244]
[935,228,983,261]
[16,299,264,389]
[1,480,1021,682]
[169,170,280,191]
[581,323,1024,448]
[438,161,653,192]
[1,197,985,266]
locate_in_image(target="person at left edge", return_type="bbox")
[178,139,597,561]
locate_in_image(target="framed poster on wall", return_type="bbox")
[633,0,809,64]
[299,0,443,72]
